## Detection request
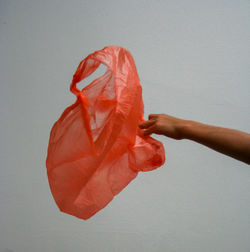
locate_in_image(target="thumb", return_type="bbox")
[143,125,155,136]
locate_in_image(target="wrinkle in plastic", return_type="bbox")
[46,46,165,220]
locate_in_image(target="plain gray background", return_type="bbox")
[0,0,249,251]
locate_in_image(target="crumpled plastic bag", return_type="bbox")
[46,46,165,220]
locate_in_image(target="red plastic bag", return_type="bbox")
[46,46,165,220]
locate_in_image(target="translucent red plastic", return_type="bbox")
[46,46,165,220]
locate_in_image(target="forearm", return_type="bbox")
[181,121,250,164]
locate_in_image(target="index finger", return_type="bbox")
[148,114,158,120]
[139,119,155,129]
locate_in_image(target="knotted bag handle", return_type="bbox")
[70,56,103,155]
[70,56,101,96]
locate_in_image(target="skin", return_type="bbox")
[139,114,250,165]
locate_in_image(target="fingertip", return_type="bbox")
[138,122,145,128]
[148,114,157,120]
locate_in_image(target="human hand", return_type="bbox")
[138,113,187,140]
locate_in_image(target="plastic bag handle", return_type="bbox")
[70,57,101,97]
[70,57,101,155]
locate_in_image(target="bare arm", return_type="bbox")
[139,114,250,165]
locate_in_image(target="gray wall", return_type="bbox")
[0,1,249,252]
